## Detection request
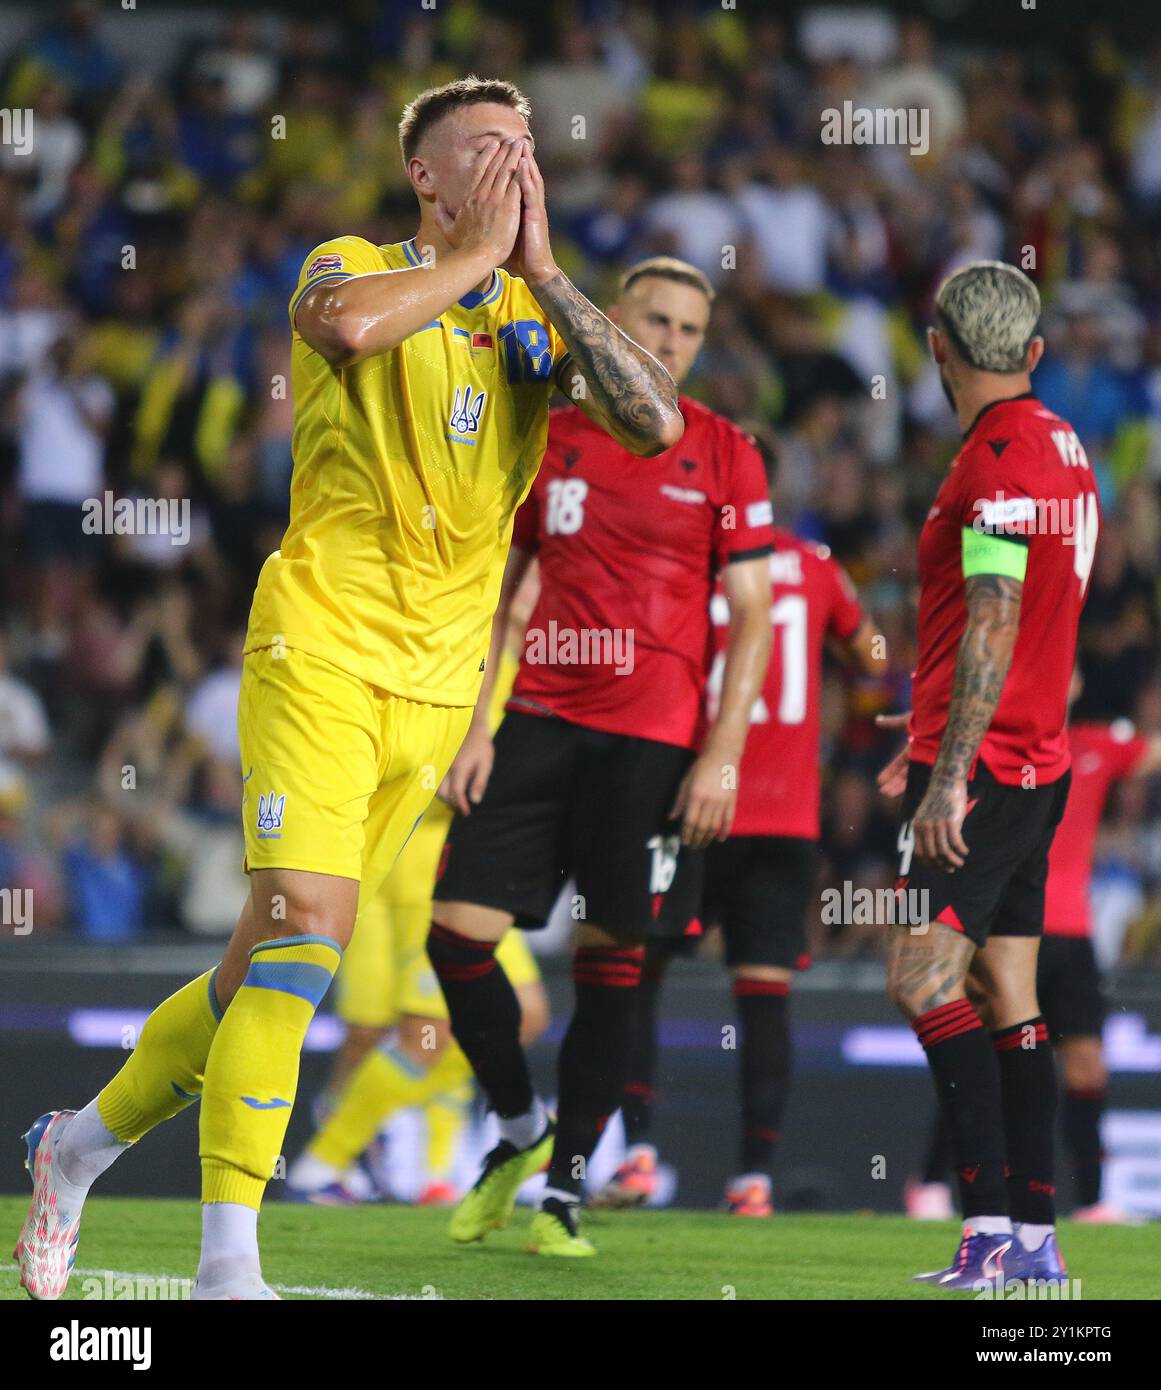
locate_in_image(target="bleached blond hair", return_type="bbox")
[935,260,1041,373]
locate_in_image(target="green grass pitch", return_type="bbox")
[2,1198,1157,1299]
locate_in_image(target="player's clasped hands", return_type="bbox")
[436,137,525,267]
[510,143,557,286]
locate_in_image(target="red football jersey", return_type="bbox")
[909,395,1101,785]
[708,531,863,837]
[508,398,776,750]
[1044,721,1149,937]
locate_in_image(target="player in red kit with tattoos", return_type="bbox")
[880,261,1100,1289]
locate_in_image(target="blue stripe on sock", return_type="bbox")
[379,1043,426,1081]
[248,933,343,962]
[244,959,336,1009]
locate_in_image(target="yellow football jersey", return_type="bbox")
[245,235,570,706]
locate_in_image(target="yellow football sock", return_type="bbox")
[309,1040,468,1173]
[424,1065,474,1182]
[97,970,223,1143]
[200,934,341,1210]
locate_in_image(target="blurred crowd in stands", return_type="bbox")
[1,1,1160,963]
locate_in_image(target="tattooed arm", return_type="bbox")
[511,148,683,456]
[913,572,1023,872]
[535,277,684,456]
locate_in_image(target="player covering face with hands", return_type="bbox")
[13,77,681,1302]
[434,127,549,292]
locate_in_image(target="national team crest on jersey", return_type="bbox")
[305,254,343,279]
[448,384,487,442]
[257,791,286,838]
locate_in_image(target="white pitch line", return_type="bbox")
[269,1278,440,1301]
[1,1264,439,1301]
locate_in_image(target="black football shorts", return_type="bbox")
[653,835,814,969]
[433,710,701,942]
[1037,935,1106,1040]
[897,757,1071,948]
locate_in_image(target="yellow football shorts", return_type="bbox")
[336,802,542,1026]
[238,646,471,891]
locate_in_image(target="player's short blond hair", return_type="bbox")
[398,76,532,162]
[618,257,715,303]
[934,260,1041,374]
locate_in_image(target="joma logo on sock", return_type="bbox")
[50,1321,152,1369]
[241,1095,291,1110]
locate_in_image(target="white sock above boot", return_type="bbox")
[197,1201,262,1291]
[55,1101,131,1191]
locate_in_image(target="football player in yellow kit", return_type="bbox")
[290,567,549,1205]
[15,76,682,1302]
